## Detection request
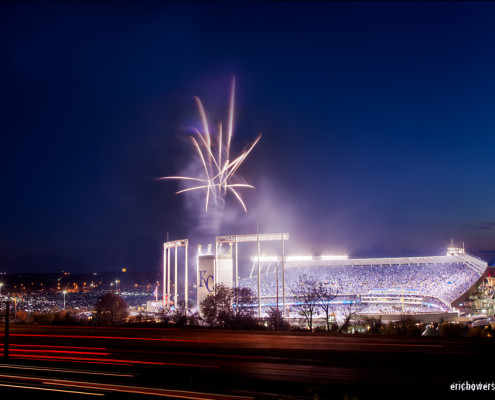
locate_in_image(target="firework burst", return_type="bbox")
[158,77,261,213]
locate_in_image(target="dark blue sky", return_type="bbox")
[1,1,494,273]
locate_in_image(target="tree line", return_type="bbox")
[3,282,493,338]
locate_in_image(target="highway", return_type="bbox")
[1,326,494,399]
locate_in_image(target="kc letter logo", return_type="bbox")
[199,270,214,292]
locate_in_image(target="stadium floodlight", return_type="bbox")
[250,255,349,262]
[163,239,189,312]
[215,232,289,319]
[447,247,466,256]
[164,239,188,249]
[217,233,289,243]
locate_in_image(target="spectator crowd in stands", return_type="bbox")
[239,261,480,314]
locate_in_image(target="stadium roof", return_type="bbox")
[250,253,487,274]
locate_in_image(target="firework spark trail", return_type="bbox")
[222,134,261,184]
[175,183,254,195]
[225,77,235,195]
[158,77,260,213]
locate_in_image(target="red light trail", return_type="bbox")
[1,333,217,343]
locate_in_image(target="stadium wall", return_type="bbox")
[367,312,459,323]
[451,269,488,309]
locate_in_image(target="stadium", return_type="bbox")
[236,243,488,318]
[161,233,488,320]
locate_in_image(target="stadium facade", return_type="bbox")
[239,245,487,316]
[161,233,487,317]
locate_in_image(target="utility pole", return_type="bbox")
[276,260,279,331]
[257,226,261,318]
[4,301,10,361]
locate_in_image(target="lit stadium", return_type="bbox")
[159,234,488,320]
[237,243,488,317]
[158,79,490,321]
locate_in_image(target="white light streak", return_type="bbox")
[0,383,104,396]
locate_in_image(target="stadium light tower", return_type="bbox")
[216,233,289,318]
[163,239,189,311]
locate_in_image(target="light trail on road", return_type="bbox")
[9,349,111,356]
[1,333,221,368]
[0,372,253,400]
[11,343,108,351]
[0,362,134,377]
[2,327,493,399]
[0,383,104,396]
[2,333,218,343]
[10,356,135,367]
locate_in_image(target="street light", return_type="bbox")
[63,290,67,310]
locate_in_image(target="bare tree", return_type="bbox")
[291,275,320,331]
[337,299,365,333]
[315,282,339,331]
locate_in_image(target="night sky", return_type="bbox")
[1,1,494,274]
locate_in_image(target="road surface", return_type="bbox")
[0,326,493,399]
